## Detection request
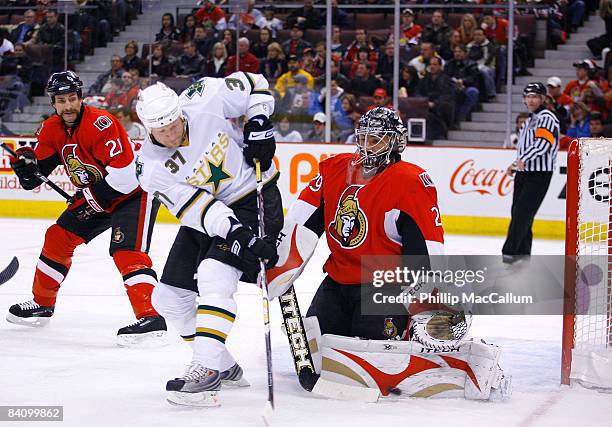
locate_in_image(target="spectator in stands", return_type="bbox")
[439,29,461,61]
[302,48,322,79]
[220,29,236,57]
[376,42,395,85]
[10,9,38,45]
[311,42,327,83]
[319,78,344,115]
[564,59,604,102]
[445,44,480,122]
[225,37,260,75]
[417,56,456,139]
[282,25,311,60]
[409,42,443,79]
[176,40,205,79]
[119,71,140,109]
[256,6,283,38]
[367,88,393,111]
[281,73,322,117]
[228,0,262,31]
[349,62,379,97]
[349,47,376,79]
[566,101,591,137]
[113,108,147,140]
[331,59,350,90]
[251,28,274,60]
[88,55,125,96]
[507,112,530,148]
[305,112,327,142]
[400,8,422,46]
[205,42,228,78]
[421,9,453,50]
[122,40,145,77]
[547,76,573,108]
[147,44,175,78]
[0,28,14,57]
[543,95,569,134]
[331,26,347,63]
[128,67,144,89]
[0,43,32,84]
[35,9,64,68]
[286,0,322,30]
[0,74,30,114]
[589,111,612,137]
[155,13,181,43]
[260,42,286,80]
[398,65,419,97]
[275,55,314,98]
[345,29,377,63]
[334,93,360,142]
[193,25,215,59]
[196,0,227,31]
[274,114,303,142]
[467,29,498,100]
[104,78,126,109]
[34,0,49,25]
[322,0,349,28]
[580,86,607,118]
[600,0,612,37]
[181,14,197,43]
[458,13,477,45]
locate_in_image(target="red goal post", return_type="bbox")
[562,138,612,389]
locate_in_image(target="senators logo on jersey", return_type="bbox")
[62,144,103,186]
[328,185,368,249]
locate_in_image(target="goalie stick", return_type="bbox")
[1,143,71,201]
[0,256,18,285]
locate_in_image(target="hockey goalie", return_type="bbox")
[267,107,512,402]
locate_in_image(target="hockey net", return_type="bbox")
[562,138,612,389]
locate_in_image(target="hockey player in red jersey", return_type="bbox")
[6,71,166,346]
[289,106,445,340]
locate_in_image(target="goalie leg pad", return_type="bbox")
[266,220,319,299]
[281,316,323,374]
[318,334,511,401]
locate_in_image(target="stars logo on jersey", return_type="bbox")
[186,80,205,99]
[328,185,368,249]
[204,158,232,192]
[187,133,233,193]
[61,144,103,187]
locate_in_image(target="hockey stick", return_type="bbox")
[1,143,71,201]
[254,159,274,425]
[0,256,19,285]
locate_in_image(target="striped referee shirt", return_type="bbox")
[516,106,559,172]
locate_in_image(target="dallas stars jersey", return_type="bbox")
[136,72,277,238]
[289,153,445,285]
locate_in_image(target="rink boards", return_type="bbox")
[0,138,569,238]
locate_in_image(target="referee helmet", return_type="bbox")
[523,82,547,97]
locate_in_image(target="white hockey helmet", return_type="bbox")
[135,82,182,132]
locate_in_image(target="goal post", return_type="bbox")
[562,138,612,389]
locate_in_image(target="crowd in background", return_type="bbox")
[0,0,609,143]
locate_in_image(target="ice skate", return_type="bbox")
[6,300,54,327]
[220,363,250,388]
[116,315,167,347]
[166,363,221,407]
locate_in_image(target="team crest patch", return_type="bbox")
[308,173,323,192]
[328,185,368,249]
[61,144,103,186]
[419,172,434,188]
[112,227,125,244]
[383,317,398,339]
[93,115,112,131]
[186,80,205,99]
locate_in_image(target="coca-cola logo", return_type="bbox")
[450,159,513,196]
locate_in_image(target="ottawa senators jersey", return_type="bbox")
[289,153,445,284]
[34,105,139,209]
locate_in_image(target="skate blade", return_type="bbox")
[6,313,51,327]
[222,377,250,388]
[116,330,168,348]
[166,390,220,407]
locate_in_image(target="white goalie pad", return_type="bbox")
[317,334,512,401]
[266,220,319,299]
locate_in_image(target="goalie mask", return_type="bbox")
[353,107,407,173]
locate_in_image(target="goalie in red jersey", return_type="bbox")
[6,71,166,346]
[268,108,511,400]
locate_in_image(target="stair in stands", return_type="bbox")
[432,14,605,146]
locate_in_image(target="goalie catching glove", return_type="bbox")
[243,115,275,171]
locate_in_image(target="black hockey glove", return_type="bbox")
[226,219,279,268]
[68,187,105,221]
[243,115,276,171]
[10,147,39,181]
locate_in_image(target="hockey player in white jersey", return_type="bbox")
[134,73,283,407]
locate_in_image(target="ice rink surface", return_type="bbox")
[1,218,611,427]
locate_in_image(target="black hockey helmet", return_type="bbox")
[46,71,83,100]
[523,82,546,97]
[354,107,407,172]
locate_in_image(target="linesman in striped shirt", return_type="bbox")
[502,82,559,264]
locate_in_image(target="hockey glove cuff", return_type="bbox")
[68,187,105,221]
[226,218,279,267]
[243,115,276,171]
[10,147,39,182]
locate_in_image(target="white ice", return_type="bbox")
[1,218,611,427]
